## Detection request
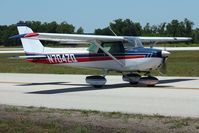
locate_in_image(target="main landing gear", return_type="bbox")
[85,72,159,88]
[86,69,109,88]
[86,76,106,88]
[123,73,159,87]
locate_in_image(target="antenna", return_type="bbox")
[109,26,117,36]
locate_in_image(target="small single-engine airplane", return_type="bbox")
[10,24,193,87]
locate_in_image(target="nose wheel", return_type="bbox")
[139,76,159,87]
[123,73,159,87]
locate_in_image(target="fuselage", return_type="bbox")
[25,47,164,72]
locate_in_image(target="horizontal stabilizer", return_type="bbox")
[0,51,24,54]
[10,55,46,59]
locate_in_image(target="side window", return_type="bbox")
[135,39,143,47]
[88,43,99,53]
[99,42,124,54]
[103,43,112,51]
[123,42,134,50]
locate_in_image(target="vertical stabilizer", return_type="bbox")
[17,24,44,53]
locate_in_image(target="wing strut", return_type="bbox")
[93,40,124,67]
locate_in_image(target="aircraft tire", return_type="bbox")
[93,85,103,88]
[129,82,139,85]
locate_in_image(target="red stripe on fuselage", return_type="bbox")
[76,55,144,62]
[26,55,145,64]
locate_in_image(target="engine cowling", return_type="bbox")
[139,76,159,86]
[86,76,107,88]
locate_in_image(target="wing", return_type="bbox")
[153,47,199,51]
[10,32,191,44]
[10,32,125,44]
[138,37,192,43]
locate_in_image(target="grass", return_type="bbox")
[0,119,92,133]
[0,105,199,133]
[169,119,189,129]
[160,51,199,76]
[0,120,63,133]
[0,51,198,76]
[163,118,193,129]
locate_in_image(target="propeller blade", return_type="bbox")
[159,57,168,74]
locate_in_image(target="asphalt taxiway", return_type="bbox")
[0,73,199,117]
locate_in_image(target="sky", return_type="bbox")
[0,0,198,32]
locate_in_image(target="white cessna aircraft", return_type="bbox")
[10,24,193,87]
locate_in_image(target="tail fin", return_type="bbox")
[17,25,44,53]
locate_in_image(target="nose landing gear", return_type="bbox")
[139,76,159,87]
[122,73,159,87]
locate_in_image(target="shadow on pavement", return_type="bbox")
[20,78,197,94]
[27,83,170,94]
[158,78,196,84]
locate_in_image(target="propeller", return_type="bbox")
[159,57,168,74]
[158,50,170,75]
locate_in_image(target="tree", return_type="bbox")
[95,19,142,36]
[165,19,194,37]
[184,18,194,37]
[0,24,20,46]
[157,22,166,35]
[143,23,152,35]
[46,21,58,33]
[76,27,84,34]
[193,28,199,43]
[56,22,75,33]
[0,19,198,46]
[166,20,186,37]
[95,27,112,35]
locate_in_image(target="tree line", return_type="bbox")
[0,19,199,46]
